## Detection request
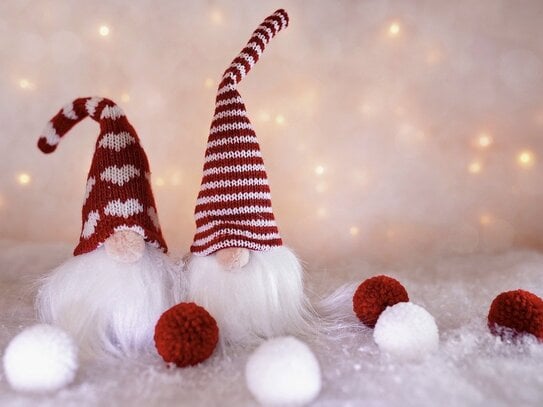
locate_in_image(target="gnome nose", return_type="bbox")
[104,230,145,263]
[215,247,250,271]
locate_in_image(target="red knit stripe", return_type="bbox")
[210,115,252,128]
[191,234,282,251]
[195,211,277,228]
[194,223,279,241]
[202,156,265,171]
[195,198,273,213]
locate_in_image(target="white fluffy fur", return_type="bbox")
[185,246,315,345]
[36,245,184,358]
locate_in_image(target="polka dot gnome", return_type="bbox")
[35,97,182,357]
[184,9,315,345]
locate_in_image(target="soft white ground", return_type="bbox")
[1,240,543,406]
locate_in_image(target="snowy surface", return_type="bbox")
[1,240,543,406]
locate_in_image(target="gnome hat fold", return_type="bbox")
[191,9,289,256]
[38,97,168,255]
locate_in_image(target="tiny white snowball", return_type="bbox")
[245,336,321,406]
[3,324,79,392]
[374,302,439,361]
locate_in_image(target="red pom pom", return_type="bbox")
[154,302,219,367]
[488,289,543,341]
[353,275,409,328]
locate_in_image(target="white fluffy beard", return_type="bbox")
[35,245,184,358]
[185,246,315,346]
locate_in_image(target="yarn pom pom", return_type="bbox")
[245,336,321,406]
[488,289,543,341]
[3,324,78,392]
[374,302,439,361]
[154,302,219,367]
[353,275,409,328]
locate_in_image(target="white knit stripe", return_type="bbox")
[246,42,263,57]
[195,218,278,234]
[194,205,273,221]
[41,121,60,146]
[229,62,247,82]
[81,210,100,239]
[192,228,281,247]
[239,52,256,69]
[100,105,125,120]
[210,122,253,135]
[217,82,236,95]
[267,17,280,33]
[212,109,247,121]
[147,207,160,230]
[62,103,78,120]
[100,164,141,186]
[85,97,103,117]
[207,134,257,149]
[276,12,287,28]
[114,224,146,238]
[196,191,271,206]
[84,177,96,203]
[204,149,261,164]
[262,26,274,40]
[104,198,144,218]
[194,240,278,256]
[215,96,244,107]
[253,32,269,46]
[202,163,266,177]
[200,177,268,191]
[98,131,136,151]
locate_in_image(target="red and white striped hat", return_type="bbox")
[190,9,289,256]
[38,97,168,256]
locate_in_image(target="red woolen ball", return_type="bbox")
[154,302,219,367]
[488,289,543,341]
[353,275,409,328]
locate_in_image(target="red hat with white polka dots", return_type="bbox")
[38,97,168,255]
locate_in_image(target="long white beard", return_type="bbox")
[185,246,315,346]
[35,245,184,358]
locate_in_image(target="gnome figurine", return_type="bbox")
[35,97,182,357]
[185,9,314,345]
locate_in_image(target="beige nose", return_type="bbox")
[104,230,145,263]
[215,247,250,270]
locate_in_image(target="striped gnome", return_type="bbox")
[35,97,183,357]
[185,9,315,345]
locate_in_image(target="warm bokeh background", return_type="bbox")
[1,0,542,266]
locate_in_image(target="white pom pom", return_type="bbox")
[245,336,321,406]
[3,324,78,392]
[374,302,439,361]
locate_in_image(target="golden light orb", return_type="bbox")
[210,9,223,24]
[99,25,110,37]
[154,177,166,187]
[17,173,31,185]
[468,161,482,174]
[388,22,401,37]
[349,226,359,236]
[314,165,325,176]
[204,78,214,89]
[517,150,535,168]
[275,114,285,125]
[477,133,493,148]
[479,214,493,226]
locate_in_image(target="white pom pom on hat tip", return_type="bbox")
[373,302,439,361]
[3,324,79,393]
[245,336,321,406]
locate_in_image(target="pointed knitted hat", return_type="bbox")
[38,97,168,256]
[190,9,289,256]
